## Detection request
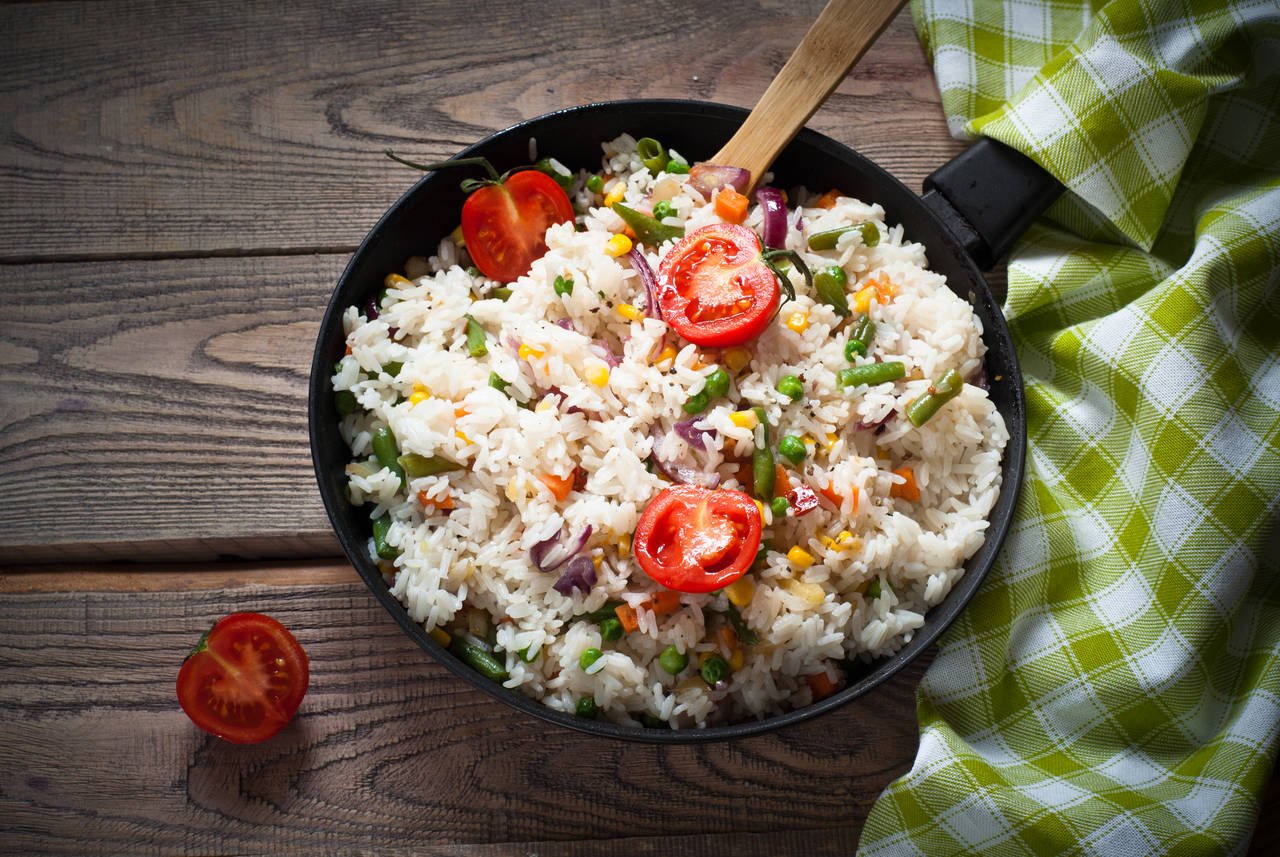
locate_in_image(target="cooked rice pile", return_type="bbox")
[334,135,1007,728]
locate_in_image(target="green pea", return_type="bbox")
[837,361,906,388]
[586,174,604,193]
[814,264,850,316]
[665,158,689,174]
[683,390,710,414]
[652,200,676,221]
[770,495,790,517]
[866,579,883,600]
[775,374,804,401]
[575,696,598,718]
[334,389,357,416]
[704,367,730,399]
[579,647,604,670]
[600,616,623,642]
[778,434,807,464]
[861,222,880,247]
[554,275,574,297]
[700,654,730,685]
[659,645,689,675]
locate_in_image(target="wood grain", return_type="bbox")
[0,0,958,261]
[0,576,927,855]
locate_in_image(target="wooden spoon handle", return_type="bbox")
[711,0,907,191]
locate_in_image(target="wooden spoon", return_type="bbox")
[711,0,907,192]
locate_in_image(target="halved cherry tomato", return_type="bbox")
[656,223,780,347]
[176,612,310,744]
[461,170,574,282]
[633,484,762,593]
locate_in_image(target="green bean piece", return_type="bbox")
[837,361,906,388]
[860,222,880,247]
[575,600,624,624]
[778,434,807,464]
[725,601,759,645]
[807,226,855,251]
[813,264,850,316]
[704,367,730,399]
[586,174,604,193]
[491,287,513,301]
[599,616,623,642]
[636,137,666,174]
[651,200,676,221]
[371,514,397,560]
[905,368,964,426]
[397,453,464,478]
[489,372,510,394]
[517,646,538,663]
[752,409,775,502]
[844,314,876,361]
[535,157,573,190]
[382,360,403,378]
[448,636,509,682]
[659,645,688,675]
[683,390,710,415]
[579,647,604,670]
[575,696,598,719]
[770,495,790,517]
[465,265,481,278]
[464,315,487,357]
[700,654,730,685]
[775,374,804,401]
[612,202,684,246]
[334,389,357,416]
[665,158,689,175]
[553,275,574,297]
[639,712,668,728]
[372,426,406,487]
[865,579,883,600]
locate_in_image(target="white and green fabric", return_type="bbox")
[860,1,1280,854]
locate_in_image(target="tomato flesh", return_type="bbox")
[461,170,574,283]
[634,485,762,593]
[657,223,780,347]
[176,612,309,744]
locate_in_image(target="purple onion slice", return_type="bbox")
[627,247,663,320]
[553,555,597,595]
[756,186,788,249]
[689,163,750,197]
[531,524,593,572]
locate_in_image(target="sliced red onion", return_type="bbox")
[674,418,714,451]
[756,186,788,249]
[363,294,380,320]
[689,163,750,197]
[627,247,663,320]
[553,555,597,595]
[589,341,620,368]
[531,524,593,572]
[855,413,894,433]
[649,429,720,488]
[556,317,576,331]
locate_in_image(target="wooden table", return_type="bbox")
[1,1,1273,853]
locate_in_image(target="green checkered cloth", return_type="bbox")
[860,1,1280,854]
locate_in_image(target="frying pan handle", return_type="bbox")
[921,137,1064,271]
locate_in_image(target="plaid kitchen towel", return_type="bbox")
[860,1,1280,854]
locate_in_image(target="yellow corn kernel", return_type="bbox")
[837,530,854,544]
[782,577,826,607]
[784,310,809,334]
[723,346,752,373]
[854,285,876,314]
[592,554,603,570]
[605,233,633,257]
[384,273,412,289]
[450,224,466,248]
[819,535,838,550]
[585,363,611,387]
[603,181,626,207]
[617,532,632,559]
[824,432,839,453]
[408,383,431,406]
[730,409,760,430]
[754,499,767,522]
[787,545,816,569]
[616,302,644,322]
[724,576,756,608]
[518,343,545,361]
[430,627,451,647]
[654,344,678,366]
[455,430,472,445]
[729,648,745,671]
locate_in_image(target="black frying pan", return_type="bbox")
[308,99,1061,742]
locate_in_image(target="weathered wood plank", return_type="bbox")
[0,0,957,260]
[0,254,343,562]
[0,576,925,855]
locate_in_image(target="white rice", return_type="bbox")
[334,134,1008,729]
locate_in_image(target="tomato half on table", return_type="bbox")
[656,223,780,347]
[633,485,762,593]
[176,612,310,745]
[462,170,574,283]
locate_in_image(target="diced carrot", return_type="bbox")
[538,471,574,502]
[344,344,353,355]
[454,406,470,418]
[416,490,456,510]
[647,590,682,616]
[805,671,838,700]
[715,188,750,224]
[890,466,921,502]
[718,625,739,652]
[814,189,842,209]
[775,462,791,491]
[614,604,640,633]
[819,483,859,513]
